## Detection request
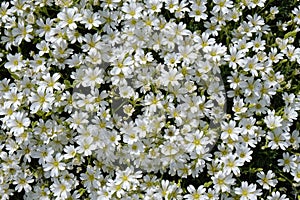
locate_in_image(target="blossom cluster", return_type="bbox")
[0,0,299,199]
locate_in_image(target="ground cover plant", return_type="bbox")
[0,0,300,199]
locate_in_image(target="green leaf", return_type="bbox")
[36,110,44,116]
[45,111,52,117]
[64,80,72,89]
[277,177,286,182]
[31,121,38,128]
[204,181,212,187]
[11,73,20,80]
[284,30,297,39]
[78,188,86,196]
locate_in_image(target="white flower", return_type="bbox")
[234,181,262,200]
[185,130,209,154]
[51,40,73,59]
[121,1,143,19]
[44,153,66,177]
[134,117,150,138]
[267,191,289,200]
[243,56,263,77]
[142,92,164,113]
[12,20,33,45]
[0,2,11,23]
[184,185,208,200]
[166,22,191,42]
[290,130,300,149]
[211,171,235,192]
[82,33,102,52]
[204,21,221,36]
[80,9,101,30]
[248,0,266,8]
[264,112,283,130]
[247,13,265,31]
[292,5,300,24]
[204,43,227,62]
[6,111,30,137]
[80,166,102,189]
[118,85,135,99]
[266,129,290,150]
[221,120,240,141]
[160,68,183,87]
[224,46,245,69]
[57,8,82,30]
[189,4,208,22]
[82,67,104,88]
[121,122,139,145]
[235,144,253,163]
[40,73,62,92]
[277,152,297,172]
[3,87,23,109]
[291,164,300,182]
[106,179,125,198]
[145,0,163,13]
[36,40,51,56]
[110,56,134,76]
[28,87,55,114]
[164,52,181,67]
[212,0,233,14]
[4,53,24,72]
[12,173,34,193]
[31,185,51,200]
[63,145,77,159]
[270,6,279,15]
[221,153,243,176]
[32,146,54,165]
[76,136,97,156]
[115,167,142,190]
[50,179,72,200]
[256,170,278,189]
[164,0,179,13]
[36,18,54,39]
[67,111,89,130]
